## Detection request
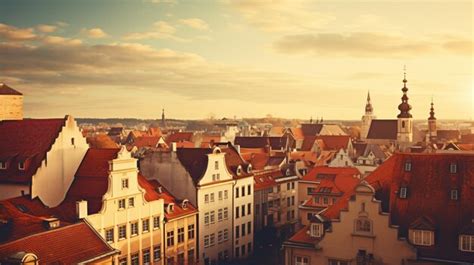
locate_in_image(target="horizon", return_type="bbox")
[0,0,472,120]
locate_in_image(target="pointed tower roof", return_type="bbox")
[428,98,436,120]
[0,83,23,96]
[365,91,373,114]
[397,68,413,118]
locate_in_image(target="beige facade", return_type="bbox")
[81,148,166,265]
[164,212,197,265]
[285,183,417,265]
[0,93,23,121]
[233,175,254,260]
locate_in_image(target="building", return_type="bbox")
[0,115,89,207]
[0,198,118,264]
[140,146,235,265]
[0,83,23,121]
[360,92,375,140]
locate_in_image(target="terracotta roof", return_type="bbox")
[148,127,162,137]
[253,170,280,191]
[303,166,360,198]
[166,132,194,145]
[138,175,196,220]
[458,144,474,151]
[290,127,305,140]
[220,144,253,179]
[436,130,461,142]
[131,136,162,148]
[0,221,117,264]
[107,127,124,136]
[461,134,474,144]
[324,153,474,263]
[234,136,269,148]
[0,83,22,95]
[301,124,323,137]
[366,119,398,140]
[286,225,320,245]
[0,118,66,184]
[176,148,213,185]
[315,135,350,151]
[301,136,318,151]
[86,134,119,149]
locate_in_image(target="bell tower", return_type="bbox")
[361,91,375,140]
[427,98,437,142]
[397,68,413,144]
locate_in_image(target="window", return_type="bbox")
[209,233,215,246]
[167,231,175,246]
[0,161,6,169]
[247,242,252,254]
[177,253,184,265]
[459,235,474,252]
[242,223,246,236]
[236,225,240,238]
[205,212,210,225]
[218,230,223,243]
[291,182,295,189]
[178,227,185,243]
[188,224,195,239]
[128,197,135,207]
[235,247,240,258]
[105,228,114,242]
[210,193,215,202]
[451,189,459,200]
[323,197,329,205]
[242,245,246,256]
[153,216,160,229]
[236,187,239,198]
[295,256,309,265]
[121,178,129,189]
[287,197,291,207]
[287,182,290,190]
[247,184,251,195]
[328,259,348,265]
[130,221,138,236]
[310,223,323,237]
[218,209,223,221]
[241,205,245,217]
[131,253,139,265]
[410,229,434,246]
[218,191,223,200]
[210,211,215,224]
[247,203,251,215]
[119,256,127,265]
[236,207,240,218]
[224,190,228,199]
[291,196,295,206]
[18,161,25,170]
[204,235,210,248]
[188,249,195,264]
[118,199,126,210]
[404,161,412,172]
[205,194,209,203]
[153,245,161,261]
[140,219,150,233]
[354,217,372,234]
[118,224,126,239]
[450,162,457,173]
[241,186,245,197]
[167,257,174,265]
[399,187,408,198]
[215,161,219,170]
[247,221,251,234]
[143,249,151,265]
[223,229,229,241]
[223,207,229,219]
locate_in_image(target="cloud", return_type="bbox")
[179,18,209,31]
[82,27,108,38]
[273,32,473,57]
[42,35,82,46]
[123,21,187,41]
[36,24,58,33]
[226,0,333,32]
[0,23,36,41]
[148,0,177,4]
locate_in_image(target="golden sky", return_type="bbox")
[0,0,472,120]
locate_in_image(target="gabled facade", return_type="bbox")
[0,115,88,207]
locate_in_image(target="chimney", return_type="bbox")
[172,142,177,152]
[43,217,60,230]
[76,200,88,219]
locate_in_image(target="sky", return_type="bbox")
[0,0,472,120]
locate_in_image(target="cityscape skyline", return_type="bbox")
[0,0,472,120]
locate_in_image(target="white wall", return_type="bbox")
[233,176,254,259]
[30,116,89,207]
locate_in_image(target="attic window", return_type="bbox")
[404,161,412,172]
[450,163,457,173]
[168,203,175,213]
[286,168,291,176]
[399,187,408,199]
[450,189,459,201]
[410,229,434,246]
[182,199,189,209]
[310,223,323,238]
[247,164,253,173]
[459,235,474,252]
[0,161,6,170]
[18,161,25,171]
[237,166,242,176]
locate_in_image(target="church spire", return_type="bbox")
[397,66,412,118]
[365,91,373,114]
[428,97,436,120]
[161,108,167,128]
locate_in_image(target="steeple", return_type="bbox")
[365,91,373,114]
[428,98,436,120]
[161,108,167,128]
[427,98,437,142]
[397,67,412,118]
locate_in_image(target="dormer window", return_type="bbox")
[450,189,459,200]
[167,203,175,213]
[182,199,189,209]
[0,161,6,170]
[450,163,457,173]
[286,168,291,176]
[247,164,252,173]
[399,187,408,199]
[410,229,434,246]
[237,165,242,176]
[404,161,412,172]
[310,223,323,238]
[18,161,25,171]
[459,235,474,252]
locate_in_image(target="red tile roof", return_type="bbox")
[0,83,22,95]
[253,170,280,191]
[286,225,320,245]
[131,136,162,148]
[301,124,323,137]
[315,135,350,151]
[176,148,213,185]
[0,221,117,264]
[323,153,474,263]
[86,134,119,149]
[234,136,270,148]
[366,119,398,140]
[220,144,253,179]
[166,132,194,145]
[0,118,66,184]
[138,175,196,220]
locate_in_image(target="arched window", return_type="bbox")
[354,217,372,234]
